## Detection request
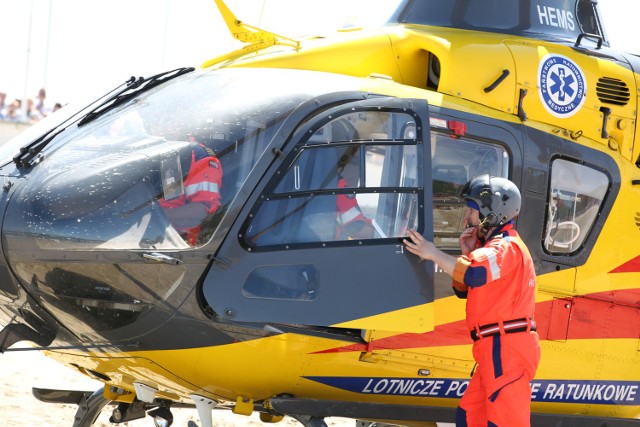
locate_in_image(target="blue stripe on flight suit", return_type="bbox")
[455,406,467,426]
[492,334,503,378]
[489,335,504,403]
[463,266,487,287]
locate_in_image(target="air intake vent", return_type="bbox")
[596,77,630,106]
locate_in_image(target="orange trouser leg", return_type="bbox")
[486,375,532,427]
[457,374,532,427]
[458,333,538,427]
[456,370,487,427]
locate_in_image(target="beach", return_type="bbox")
[0,349,351,427]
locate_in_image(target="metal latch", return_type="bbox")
[142,252,182,265]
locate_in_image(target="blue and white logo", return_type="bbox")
[538,54,587,118]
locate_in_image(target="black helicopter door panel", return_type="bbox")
[202,98,434,333]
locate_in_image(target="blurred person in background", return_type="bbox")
[35,87,51,117]
[0,92,6,119]
[4,99,25,122]
[26,98,44,122]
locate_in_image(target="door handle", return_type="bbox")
[142,252,182,265]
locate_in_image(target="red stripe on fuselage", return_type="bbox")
[315,289,640,354]
[312,319,470,354]
[610,255,640,273]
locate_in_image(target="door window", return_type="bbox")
[243,110,422,247]
[544,159,609,253]
[430,129,509,249]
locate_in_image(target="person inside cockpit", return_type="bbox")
[335,147,375,240]
[159,134,223,246]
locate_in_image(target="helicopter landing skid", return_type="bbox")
[289,414,329,427]
[33,386,111,427]
[71,387,111,427]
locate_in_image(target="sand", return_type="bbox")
[0,349,353,427]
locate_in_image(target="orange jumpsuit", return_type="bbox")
[160,144,222,246]
[451,223,540,427]
[335,177,371,239]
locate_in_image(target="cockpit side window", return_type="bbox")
[243,110,422,248]
[543,158,609,254]
[576,0,606,38]
[430,129,509,250]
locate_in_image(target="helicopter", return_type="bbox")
[0,0,639,426]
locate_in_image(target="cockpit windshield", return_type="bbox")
[6,68,362,251]
[390,0,608,46]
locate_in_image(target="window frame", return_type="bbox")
[542,156,611,255]
[240,106,426,251]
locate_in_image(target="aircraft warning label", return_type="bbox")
[538,54,587,118]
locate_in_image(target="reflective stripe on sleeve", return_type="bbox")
[473,247,501,281]
[185,182,220,196]
[339,206,363,225]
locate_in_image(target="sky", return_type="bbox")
[0,0,637,107]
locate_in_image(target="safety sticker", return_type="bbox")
[538,54,587,118]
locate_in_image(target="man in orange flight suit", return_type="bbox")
[160,142,222,246]
[404,175,539,427]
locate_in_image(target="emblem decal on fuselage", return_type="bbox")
[538,54,587,118]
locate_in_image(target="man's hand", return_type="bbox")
[403,229,437,261]
[459,226,478,256]
[403,229,459,278]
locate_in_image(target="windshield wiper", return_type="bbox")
[13,76,137,168]
[76,66,195,127]
[13,66,195,169]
